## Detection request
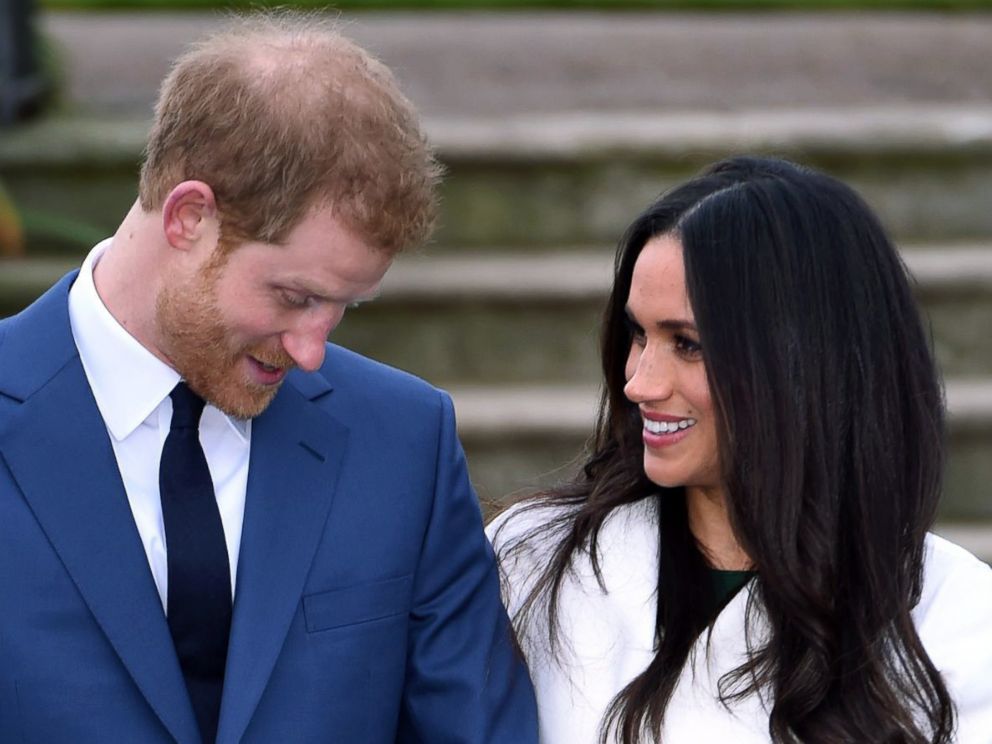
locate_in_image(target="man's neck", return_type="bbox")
[92,203,170,367]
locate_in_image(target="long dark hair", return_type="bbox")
[493,156,954,743]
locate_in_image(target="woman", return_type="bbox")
[490,156,992,743]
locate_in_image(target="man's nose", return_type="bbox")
[281,306,345,372]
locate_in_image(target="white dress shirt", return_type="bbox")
[68,239,250,610]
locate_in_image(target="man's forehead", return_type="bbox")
[270,240,390,295]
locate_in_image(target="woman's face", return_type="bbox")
[623,234,721,493]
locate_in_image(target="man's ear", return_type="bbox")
[161,181,219,252]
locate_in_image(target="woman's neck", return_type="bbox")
[685,486,752,570]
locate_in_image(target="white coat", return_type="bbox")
[489,499,992,743]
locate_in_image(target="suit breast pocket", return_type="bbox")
[303,575,414,633]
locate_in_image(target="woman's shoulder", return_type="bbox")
[487,496,658,559]
[486,496,659,610]
[916,532,992,640]
[486,498,565,550]
[917,533,992,741]
[485,499,570,615]
[919,533,992,607]
[486,497,662,744]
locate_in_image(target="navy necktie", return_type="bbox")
[160,382,232,744]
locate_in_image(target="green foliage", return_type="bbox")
[19,208,108,252]
[0,181,25,257]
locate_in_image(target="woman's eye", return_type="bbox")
[674,334,703,359]
[624,317,646,346]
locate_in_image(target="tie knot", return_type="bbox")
[169,382,207,430]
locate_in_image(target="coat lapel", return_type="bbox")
[217,372,347,744]
[0,276,201,744]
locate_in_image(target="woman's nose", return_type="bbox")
[624,347,675,404]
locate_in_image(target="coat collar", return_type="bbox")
[216,369,347,744]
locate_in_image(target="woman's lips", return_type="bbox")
[640,412,697,449]
[642,424,692,449]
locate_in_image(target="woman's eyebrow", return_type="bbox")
[624,306,696,332]
[657,319,698,332]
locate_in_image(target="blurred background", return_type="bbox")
[2,0,991,560]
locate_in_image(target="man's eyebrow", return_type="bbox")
[282,281,382,305]
[623,306,696,332]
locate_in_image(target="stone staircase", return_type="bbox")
[2,10,991,559]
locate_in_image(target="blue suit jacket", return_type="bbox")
[0,273,538,743]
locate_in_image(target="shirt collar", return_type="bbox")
[68,239,249,441]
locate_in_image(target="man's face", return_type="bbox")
[156,206,391,418]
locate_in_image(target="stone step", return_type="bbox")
[430,106,992,247]
[353,245,992,383]
[5,246,992,383]
[3,106,992,256]
[43,11,992,120]
[448,382,992,538]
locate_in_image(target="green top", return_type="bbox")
[708,568,755,614]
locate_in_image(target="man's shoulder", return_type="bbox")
[0,271,76,341]
[290,342,446,414]
[321,343,438,391]
[0,272,79,402]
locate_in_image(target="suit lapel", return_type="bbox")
[217,374,347,744]
[0,278,201,744]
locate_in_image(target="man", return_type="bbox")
[0,15,538,744]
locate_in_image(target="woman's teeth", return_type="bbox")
[644,418,697,434]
